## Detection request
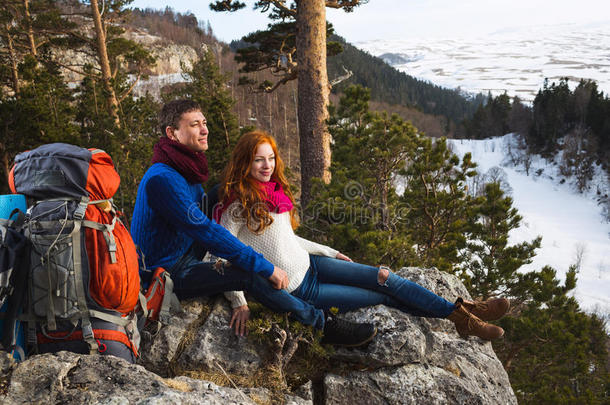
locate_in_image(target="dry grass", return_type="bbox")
[161,377,193,392]
[177,366,289,404]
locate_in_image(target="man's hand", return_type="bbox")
[336,252,353,262]
[229,305,250,336]
[268,266,289,289]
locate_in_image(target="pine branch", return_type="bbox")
[118,74,140,103]
[325,0,366,10]
[53,60,98,76]
[268,0,296,17]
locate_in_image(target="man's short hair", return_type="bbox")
[159,99,202,136]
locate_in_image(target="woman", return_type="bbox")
[214,130,509,341]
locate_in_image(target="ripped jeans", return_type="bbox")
[291,255,456,318]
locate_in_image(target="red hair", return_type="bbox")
[220,130,298,233]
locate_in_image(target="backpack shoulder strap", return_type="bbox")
[158,271,180,324]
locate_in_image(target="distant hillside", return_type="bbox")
[129,7,481,138]
[327,35,485,125]
[231,34,484,130]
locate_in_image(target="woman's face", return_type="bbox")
[250,142,275,183]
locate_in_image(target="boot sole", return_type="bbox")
[458,328,505,341]
[324,327,378,347]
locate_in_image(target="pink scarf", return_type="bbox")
[213,181,293,223]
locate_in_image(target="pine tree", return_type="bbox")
[494,266,610,404]
[458,182,541,299]
[0,57,79,191]
[530,78,573,156]
[0,0,81,187]
[400,136,477,272]
[301,85,417,268]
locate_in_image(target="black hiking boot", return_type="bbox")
[321,314,377,347]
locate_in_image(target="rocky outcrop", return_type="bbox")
[56,27,198,98]
[0,267,517,404]
[324,268,515,404]
[139,297,265,377]
[0,351,263,404]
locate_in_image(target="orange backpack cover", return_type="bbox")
[9,146,140,315]
[83,150,140,314]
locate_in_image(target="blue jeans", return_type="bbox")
[169,253,325,329]
[291,255,456,318]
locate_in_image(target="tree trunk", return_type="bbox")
[296,0,331,207]
[4,24,20,94]
[22,0,36,57]
[89,0,121,128]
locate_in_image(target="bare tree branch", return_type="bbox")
[261,70,297,93]
[329,65,353,87]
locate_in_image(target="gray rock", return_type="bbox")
[0,352,16,376]
[293,380,314,401]
[138,295,263,376]
[324,363,515,405]
[284,394,313,405]
[172,297,263,375]
[325,267,516,404]
[333,267,475,366]
[138,298,208,376]
[0,351,257,405]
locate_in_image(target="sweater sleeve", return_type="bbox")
[224,291,248,308]
[295,235,339,258]
[219,202,249,308]
[145,172,274,278]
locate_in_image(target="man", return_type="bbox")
[131,99,376,346]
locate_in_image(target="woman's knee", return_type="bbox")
[378,266,390,286]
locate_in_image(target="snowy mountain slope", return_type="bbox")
[448,135,610,316]
[357,24,610,102]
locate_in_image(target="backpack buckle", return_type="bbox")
[82,323,94,340]
[74,197,89,220]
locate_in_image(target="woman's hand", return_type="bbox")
[336,252,353,262]
[230,305,250,336]
[268,266,290,289]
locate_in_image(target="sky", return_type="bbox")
[130,0,610,43]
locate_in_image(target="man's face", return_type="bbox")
[166,110,209,152]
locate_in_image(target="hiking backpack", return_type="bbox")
[0,207,29,360]
[8,143,141,358]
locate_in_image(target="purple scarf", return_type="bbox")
[151,137,208,184]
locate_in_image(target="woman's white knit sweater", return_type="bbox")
[220,201,338,307]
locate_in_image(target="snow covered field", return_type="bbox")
[357,24,610,102]
[448,135,609,316]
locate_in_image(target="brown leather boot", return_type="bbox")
[447,300,504,341]
[460,297,510,321]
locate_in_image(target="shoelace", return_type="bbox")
[473,301,489,312]
[466,313,484,331]
[329,317,354,334]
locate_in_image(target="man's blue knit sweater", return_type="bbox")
[131,163,274,277]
